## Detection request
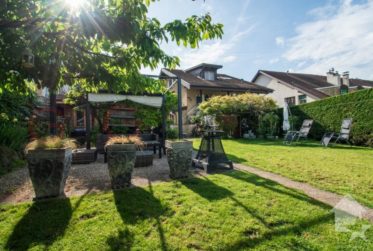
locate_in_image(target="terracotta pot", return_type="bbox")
[166,140,192,179]
[106,144,136,189]
[26,148,72,200]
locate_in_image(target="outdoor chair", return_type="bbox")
[321,118,353,147]
[283,119,314,145]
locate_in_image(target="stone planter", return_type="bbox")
[166,140,192,179]
[26,148,72,200]
[106,144,136,189]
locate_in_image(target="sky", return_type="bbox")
[142,0,373,81]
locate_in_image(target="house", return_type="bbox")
[160,63,273,133]
[252,69,373,107]
[34,86,86,131]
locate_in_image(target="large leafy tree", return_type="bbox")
[0,0,223,134]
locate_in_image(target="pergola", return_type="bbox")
[84,92,168,152]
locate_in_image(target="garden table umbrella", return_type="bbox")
[283,102,290,131]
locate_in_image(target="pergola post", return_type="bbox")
[49,90,57,135]
[177,77,183,139]
[161,94,167,153]
[85,102,91,150]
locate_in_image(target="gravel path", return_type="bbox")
[234,163,373,223]
[0,154,171,204]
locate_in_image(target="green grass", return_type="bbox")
[193,139,373,208]
[1,171,372,250]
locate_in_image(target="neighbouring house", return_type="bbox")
[252,68,373,107]
[34,86,79,133]
[160,63,273,134]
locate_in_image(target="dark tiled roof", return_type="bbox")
[258,70,330,99]
[185,63,222,72]
[162,69,272,93]
[254,70,373,99]
[349,78,373,87]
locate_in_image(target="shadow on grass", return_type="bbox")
[221,212,334,250]
[180,176,234,201]
[106,227,134,251]
[222,171,330,210]
[113,184,170,251]
[193,174,271,227]
[187,172,335,249]
[6,198,72,250]
[113,186,166,225]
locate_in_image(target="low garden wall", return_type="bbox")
[285,89,373,146]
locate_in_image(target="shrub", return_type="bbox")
[258,112,280,137]
[0,122,28,152]
[0,146,26,176]
[199,93,277,134]
[25,137,77,152]
[286,89,373,146]
[199,93,276,115]
[166,128,178,139]
[105,135,143,147]
[216,115,238,137]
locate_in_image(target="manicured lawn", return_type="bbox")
[194,139,373,208]
[1,171,372,250]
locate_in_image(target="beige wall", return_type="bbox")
[168,82,188,107]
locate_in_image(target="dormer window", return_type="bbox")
[204,71,215,80]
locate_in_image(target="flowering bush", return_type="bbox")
[199,93,276,116]
[198,93,277,135]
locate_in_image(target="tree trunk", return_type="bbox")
[49,89,57,135]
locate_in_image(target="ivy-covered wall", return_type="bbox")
[286,89,373,146]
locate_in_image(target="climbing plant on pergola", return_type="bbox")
[0,0,223,134]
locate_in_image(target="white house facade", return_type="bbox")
[252,69,373,107]
[253,73,317,107]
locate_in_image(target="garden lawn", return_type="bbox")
[193,139,373,208]
[1,171,372,250]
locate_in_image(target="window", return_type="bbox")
[204,71,215,80]
[75,110,85,128]
[196,96,202,104]
[298,94,307,104]
[285,96,296,106]
[340,86,349,95]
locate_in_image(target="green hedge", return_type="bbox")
[286,89,373,146]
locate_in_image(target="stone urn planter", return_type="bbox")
[25,137,75,200]
[166,140,192,179]
[106,136,142,189]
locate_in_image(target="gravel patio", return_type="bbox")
[0,154,172,204]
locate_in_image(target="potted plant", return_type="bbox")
[165,139,192,179]
[105,135,143,189]
[25,136,76,200]
[258,112,279,139]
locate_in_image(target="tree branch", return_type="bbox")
[67,38,119,59]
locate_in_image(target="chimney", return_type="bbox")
[342,71,349,86]
[326,68,341,86]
